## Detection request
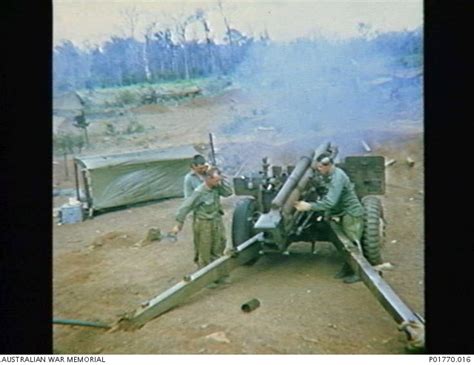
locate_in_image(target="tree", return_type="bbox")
[53,41,89,92]
[148,28,174,80]
[173,14,195,80]
[195,9,217,74]
[120,5,140,39]
[73,111,90,147]
[217,0,234,57]
[143,21,158,82]
[53,134,81,180]
[90,47,111,87]
[101,36,146,86]
[52,8,254,92]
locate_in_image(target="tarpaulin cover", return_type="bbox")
[75,145,197,210]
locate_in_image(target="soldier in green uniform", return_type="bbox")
[184,155,209,198]
[172,167,233,286]
[294,152,364,284]
[183,154,209,265]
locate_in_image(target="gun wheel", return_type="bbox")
[232,198,260,266]
[361,196,385,265]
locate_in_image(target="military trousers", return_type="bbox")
[193,216,226,268]
[342,214,364,243]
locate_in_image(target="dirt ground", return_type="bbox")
[52,90,424,354]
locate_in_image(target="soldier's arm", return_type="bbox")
[310,172,344,211]
[183,174,194,198]
[217,177,233,197]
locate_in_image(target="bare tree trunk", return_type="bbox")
[143,22,157,83]
[83,128,90,147]
[143,38,152,82]
[202,19,214,74]
[218,0,234,60]
[170,53,175,78]
[183,47,190,80]
[63,152,69,180]
[177,25,190,80]
[121,6,140,39]
[174,15,196,80]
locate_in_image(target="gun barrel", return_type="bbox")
[273,142,335,211]
[310,141,336,168]
[271,154,313,209]
[282,167,314,216]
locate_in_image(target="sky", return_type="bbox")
[54,0,423,48]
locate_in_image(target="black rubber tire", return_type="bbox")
[232,198,257,247]
[232,198,259,265]
[361,196,385,265]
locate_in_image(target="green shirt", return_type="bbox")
[176,178,233,223]
[184,171,205,198]
[310,166,364,217]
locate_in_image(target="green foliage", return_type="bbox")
[114,90,137,105]
[124,121,145,134]
[53,133,85,155]
[140,88,158,105]
[73,134,85,153]
[116,135,127,143]
[53,134,69,154]
[105,122,118,136]
[73,111,89,129]
[87,77,214,97]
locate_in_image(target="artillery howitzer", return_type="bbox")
[232,142,384,263]
[116,142,424,352]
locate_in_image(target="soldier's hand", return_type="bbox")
[294,201,312,212]
[170,224,183,235]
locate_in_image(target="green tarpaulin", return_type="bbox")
[74,145,197,212]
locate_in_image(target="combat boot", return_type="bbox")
[343,274,361,284]
[334,263,352,279]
